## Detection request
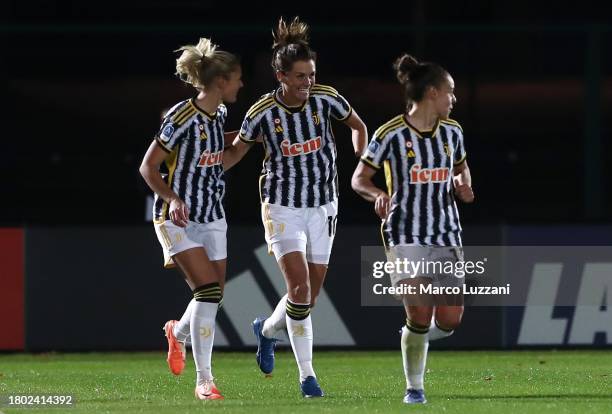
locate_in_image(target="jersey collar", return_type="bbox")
[274,89,307,114]
[189,98,217,120]
[402,115,440,139]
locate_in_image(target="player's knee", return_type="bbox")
[406,308,432,327]
[409,316,431,328]
[289,281,311,303]
[435,313,463,331]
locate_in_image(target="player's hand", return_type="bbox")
[169,198,189,227]
[454,184,474,203]
[374,192,391,220]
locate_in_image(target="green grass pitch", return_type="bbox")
[1,350,610,413]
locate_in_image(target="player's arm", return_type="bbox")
[222,129,252,171]
[223,136,256,171]
[224,130,238,147]
[342,110,367,157]
[351,162,390,219]
[139,141,189,227]
[224,109,264,170]
[453,160,474,203]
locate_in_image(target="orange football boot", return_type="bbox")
[194,380,224,400]
[163,320,186,375]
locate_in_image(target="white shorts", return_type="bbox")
[387,245,465,288]
[261,199,338,264]
[154,219,227,268]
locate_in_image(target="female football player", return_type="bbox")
[352,53,474,404]
[223,17,367,397]
[139,37,243,401]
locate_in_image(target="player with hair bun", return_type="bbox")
[225,17,368,397]
[353,53,474,404]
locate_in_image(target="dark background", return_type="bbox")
[1,1,611,351]
[2,1,611,228]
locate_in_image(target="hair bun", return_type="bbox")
[393,53,419,84]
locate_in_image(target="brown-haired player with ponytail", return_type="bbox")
[139,38,243,401]
[352,54,474,404]
[223,17,367,397]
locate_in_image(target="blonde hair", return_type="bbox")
[175,38,240,90]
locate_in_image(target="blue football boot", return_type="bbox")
[403,388,427,404]
[300,376,324,398]
[252,317,278,375]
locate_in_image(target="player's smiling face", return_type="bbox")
[277,59,316,106]
[433,74,456,120]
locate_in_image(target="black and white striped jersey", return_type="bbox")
[238,84,352,208]
[361,115,467,247]
[153,98,226,224]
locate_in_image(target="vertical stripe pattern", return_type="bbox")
[153,99,226,224]
[238,84,351,207]
[361,116,467,247]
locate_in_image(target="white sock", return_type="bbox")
[191,301,218,385]
[401,325,429,390]
[174,299,194,343]
[428,318,454,341]
[286,312,315,381]
[262,294,288,338]
[180,300,224,346]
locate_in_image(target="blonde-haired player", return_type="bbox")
[139,37,243,400]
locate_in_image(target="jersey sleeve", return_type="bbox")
[453,127,467,165]
[360,130,392,170]
[237,106,263,144]
[218,104,228,125]
[329,92,353,121]
[155,116,186,153]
